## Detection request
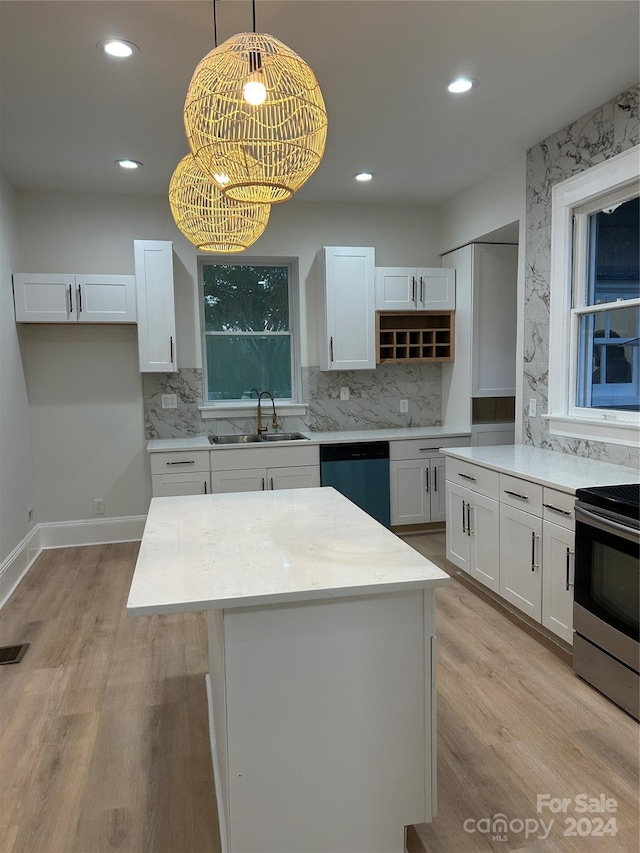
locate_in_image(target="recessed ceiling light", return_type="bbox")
[354,172,374,182]
[447,77,478,94]
[99,39,139,59]
[116,159,143,170]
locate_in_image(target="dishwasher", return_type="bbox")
[320,442,390,527]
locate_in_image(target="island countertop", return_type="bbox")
[127,486,450,616]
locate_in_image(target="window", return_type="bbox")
[200,259,301,406]
[548,146,640,447]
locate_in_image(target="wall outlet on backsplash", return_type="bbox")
[162,394,178,409]
[399,399,409,413]
[340,387,350,400]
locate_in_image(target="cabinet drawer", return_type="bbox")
[150,450,210,475]
[445,458,499,500]
[500,474,543,515]
[390,435,469,461]
[542,488,575,530]
[210,444,319,471]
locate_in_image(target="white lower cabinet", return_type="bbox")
[499,503,542,621]
[446,458,576,644]
[446,481,500,592]
[150,450,211,497]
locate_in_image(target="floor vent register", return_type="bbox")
[0,643,29,665]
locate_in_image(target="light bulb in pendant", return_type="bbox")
[243,49,266,105]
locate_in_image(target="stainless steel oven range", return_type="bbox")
[573,483,639,720]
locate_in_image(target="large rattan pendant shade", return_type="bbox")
[169,154,270,253]
[184,32,327,204]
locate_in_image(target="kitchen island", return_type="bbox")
[127,486,450,853]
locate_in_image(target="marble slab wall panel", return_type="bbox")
[143,363,443,438]
[524,84,640,468]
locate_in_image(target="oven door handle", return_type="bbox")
[575,504,639,544]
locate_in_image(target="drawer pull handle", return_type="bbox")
[419,447,439,452]
[531,531,540,571]
[543,503,572,516]
[566,547,574,591]
[166,460,196,465]
[458,472,476,481]
[504,489,529,501]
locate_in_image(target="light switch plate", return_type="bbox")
[340,387,349,400]
[528,398,537,417]
[162,394,178,409]
[400,399,409,413]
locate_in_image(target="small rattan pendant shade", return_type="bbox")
[184,32,327,204]
[169,154,270,253]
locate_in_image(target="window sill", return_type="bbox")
[543,414,640,448]
[199,402,308,420]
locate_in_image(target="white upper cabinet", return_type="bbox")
[319,246,376,371]
[13,273,136,323]
[375,267,455,311]
[134,240,177,373]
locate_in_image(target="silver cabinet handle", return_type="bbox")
[466,503,472,536]
[462,500,466,534]
[543,503,572,516]
[531,531,540,571]
[425,467,429,493]
[77,284,82,313]
[68,283,73,313]
[504,489,529,501]
[565,547,574,591]
[458,472,476,481]
[166,460,196,465]
[420,276,424,303]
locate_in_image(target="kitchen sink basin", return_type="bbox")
[208,434,263,444]
[261,432,309,442]
[209,432,309,444]
[209,432,308,444]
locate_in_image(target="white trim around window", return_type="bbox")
[546,145,640,448]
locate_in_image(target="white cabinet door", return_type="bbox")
[212,468,266,493]
[13,273,77,322]
[429,456,447,523]
[499,504,542,620]
[542,521,574,644]
[375,268,418,310]
[446,482,470,572]
[320,247,376,370]
[417,268,455,310]
[135,240,177,372]
[268,465,320,491]
[467,491,500,593]
[76,275,136,323]
[390,460,429,525]
[152,472,210,497]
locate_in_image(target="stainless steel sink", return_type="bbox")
[208,434,263,444]
[261,432,309,442]
[208,432,309,444]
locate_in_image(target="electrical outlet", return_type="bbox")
[93,499,105,516]
[161,394,178,409]
[340,386,349,400]
[528,398,537,417]
[400,399,409,413]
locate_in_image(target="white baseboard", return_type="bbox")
[0,515,147,610]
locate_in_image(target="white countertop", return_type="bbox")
[127,487,450,616]
[147,425,471,453]
[442,444,638,492]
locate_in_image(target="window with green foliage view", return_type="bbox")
[201,262,296,402]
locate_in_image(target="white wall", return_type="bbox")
[0,174,36,564]
[15,190,439,522]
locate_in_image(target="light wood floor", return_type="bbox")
[0,538,637,853]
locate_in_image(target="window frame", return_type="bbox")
[547,145,640,448]
[197,255,305,417]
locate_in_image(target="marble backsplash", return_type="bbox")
[523,84,640,470]
[142,364,442,439]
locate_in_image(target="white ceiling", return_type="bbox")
[1,0,638,206]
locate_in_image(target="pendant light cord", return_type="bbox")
[252,0,256,33]
[212,0,218,47]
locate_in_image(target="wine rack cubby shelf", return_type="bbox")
[376,311,455,364]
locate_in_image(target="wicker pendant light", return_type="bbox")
[169,154,270,253]
[184,28,327,204]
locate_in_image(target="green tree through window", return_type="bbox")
[202,263,294,401]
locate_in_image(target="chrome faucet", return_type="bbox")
[257,390,279,434]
